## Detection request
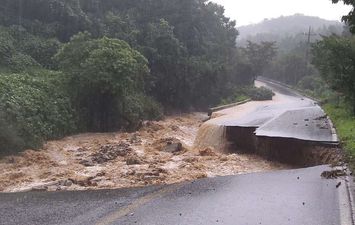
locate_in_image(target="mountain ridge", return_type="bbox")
[237,14,342,40]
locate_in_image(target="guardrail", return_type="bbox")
[257,76,322,103]
[208,99,251,116]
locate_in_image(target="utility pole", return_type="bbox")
[305,26,316,63]
[303,26,317,79]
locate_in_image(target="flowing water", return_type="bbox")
[194,123,228,152]
[0,110,289,192]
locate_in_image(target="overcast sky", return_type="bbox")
[210,0,352,26]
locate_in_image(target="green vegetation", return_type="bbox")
[323,102,355,169]
[220,86,274,105]
[0,72,75,155]
[243,1,355,168]
[0,0,260,155]
[55,32,156,131]
[324,103,355,155]
[332,0,355,33]
[312,35,355,114]
[241,41,277,80]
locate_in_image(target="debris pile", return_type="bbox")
[321,169,347,179]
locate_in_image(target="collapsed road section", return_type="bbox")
[195,78,341,167]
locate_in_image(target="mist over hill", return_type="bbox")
[237,14,343,47]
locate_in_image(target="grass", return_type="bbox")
[323,102,355,170]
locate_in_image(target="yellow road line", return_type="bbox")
[95,184,182,225]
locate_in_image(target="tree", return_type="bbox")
[55,32,152,131]
[312,35,355,114]
[242,41,277,79]
[332,0,355,33]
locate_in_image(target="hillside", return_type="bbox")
[237,14,343,43]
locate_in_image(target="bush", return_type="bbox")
[246,86,275,101]
[218,86,274,106]
[0,71,76,154]
[297,75,335,100]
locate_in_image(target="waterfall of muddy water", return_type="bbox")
[194,80,295,153]
[194,123,228,152]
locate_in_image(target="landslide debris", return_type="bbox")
[321,169,347,179]
[80,142,133,166]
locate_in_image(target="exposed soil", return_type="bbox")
[0,113,288,192]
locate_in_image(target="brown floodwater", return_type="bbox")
[0,108,289,193]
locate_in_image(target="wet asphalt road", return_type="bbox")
[220,78,337,143]
[0,166,353,225]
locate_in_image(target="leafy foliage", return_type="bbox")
[312,35,355,114]
[55,33,155,131]
[241,41,277,79]
[0,0,256,154]
[332,0,355,33]
[0,0,253,109]
[0,71,76,154]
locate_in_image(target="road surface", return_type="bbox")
[209,78,337,143]
[0,166,353,225]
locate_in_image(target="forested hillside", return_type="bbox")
[238,14,343,53]
[0,0,257,154]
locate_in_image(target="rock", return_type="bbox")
[58,179,73,187]
[170,125,179,131]
[31,186,49,192]
[69,177,97,187]
[77,147,88,152]
[163,142,183,153]
[90,142,133,164]
[130,133,142,144]
[96,172,106,177]
[126,155,141,165]
[6,157,15,164]
[199,148,217,157]
[126,170,136,176]
[321,169,346,179]
[142,121,164,132]
[336,182,342,188]
[79,159,95,167]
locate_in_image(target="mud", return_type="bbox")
[0,113,288,193]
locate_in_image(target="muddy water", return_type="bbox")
[194,123,228,152]
[0,111,289,193]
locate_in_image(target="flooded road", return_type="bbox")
[0,107,288,192]
[194,80,297,151]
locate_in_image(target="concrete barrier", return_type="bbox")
[208,99,251,116]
